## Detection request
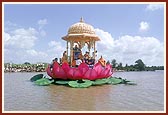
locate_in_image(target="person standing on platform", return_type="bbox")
[62,51,68,64]
[73,45,81,60]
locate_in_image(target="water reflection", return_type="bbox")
[45,85,113,111]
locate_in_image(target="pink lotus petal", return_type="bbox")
[105,64,112,69]
[67,68,82,80]
[53,62,60,72]
[53,62,67,79]
[78,62,89,76]
[67,68,75,79]
[106,70,113,77]
[47,62,113,80]
[105,64,113,77]
[93,62,103,76]
[56,68,67,79]
[46,65,53,77]
[83,69,98,80]
[73,68,83,80]
[99,68,111,79]
[62,62,70,73]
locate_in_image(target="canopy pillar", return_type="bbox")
[70,41,74,65]
[93,41,96,60]
[66,41,69,62]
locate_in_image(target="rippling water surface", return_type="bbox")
[4,71,164,112]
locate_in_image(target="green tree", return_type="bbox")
[134,59,145,71]
[106,60,110,64]
[111,59,117,68]
[24,62,31,65]
[124,64,128,71]
[117,62,123,70]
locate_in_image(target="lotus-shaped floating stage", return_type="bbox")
[30,18,137,88]
[47,62,113,80]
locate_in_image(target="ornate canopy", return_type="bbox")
[62,17,100,42]
[61,18,100,66]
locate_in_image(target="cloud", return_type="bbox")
[146,4,164,11]
[95,28,164,66]
[4,21,164,66]
[4,20,66,64]
[95,28,114,47]
[4,48,49,64]
[37,19,47,37]
[4,27,46,63]
[26,49,48,62]
[38,19,47,26]
[47,41,66,59]
[48,41,61,47]
[4,28,38,49]
[139,21,149,31]
[5,21,18,32]
[39,30,46,37]
[38,19,47,30]
[4,21,49,63]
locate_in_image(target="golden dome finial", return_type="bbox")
[80,17,84,22]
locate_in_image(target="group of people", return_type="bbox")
[83,51,95,65]
[50,45,100,69]
[50,50,68,68]
[73,45,98,68]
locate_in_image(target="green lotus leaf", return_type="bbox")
[34,78,54,86]
[119,78,136,85]
[30,74,43,82]
[55,80,69,85]
[120,79,131,84]
[92,78,109,85]
[68,80,92,88]
[125,82,137,85]
[107,77,122,85]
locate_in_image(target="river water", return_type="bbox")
[3,71,165,112]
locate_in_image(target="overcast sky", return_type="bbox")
[3,3,165,66]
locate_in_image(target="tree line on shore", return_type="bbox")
[108,59,164,71]
[4,59,164,72]
[4,62,48,72]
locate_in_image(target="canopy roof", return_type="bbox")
[62,18,100,42]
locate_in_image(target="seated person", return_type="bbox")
[76,58,82,67]
[50,58,58,70]
[98,56,106,67]
[85,57,94,68]
[71,60,76,67]
[84,51,89,62]
[86,56,94,65]
[50,59,55,69]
